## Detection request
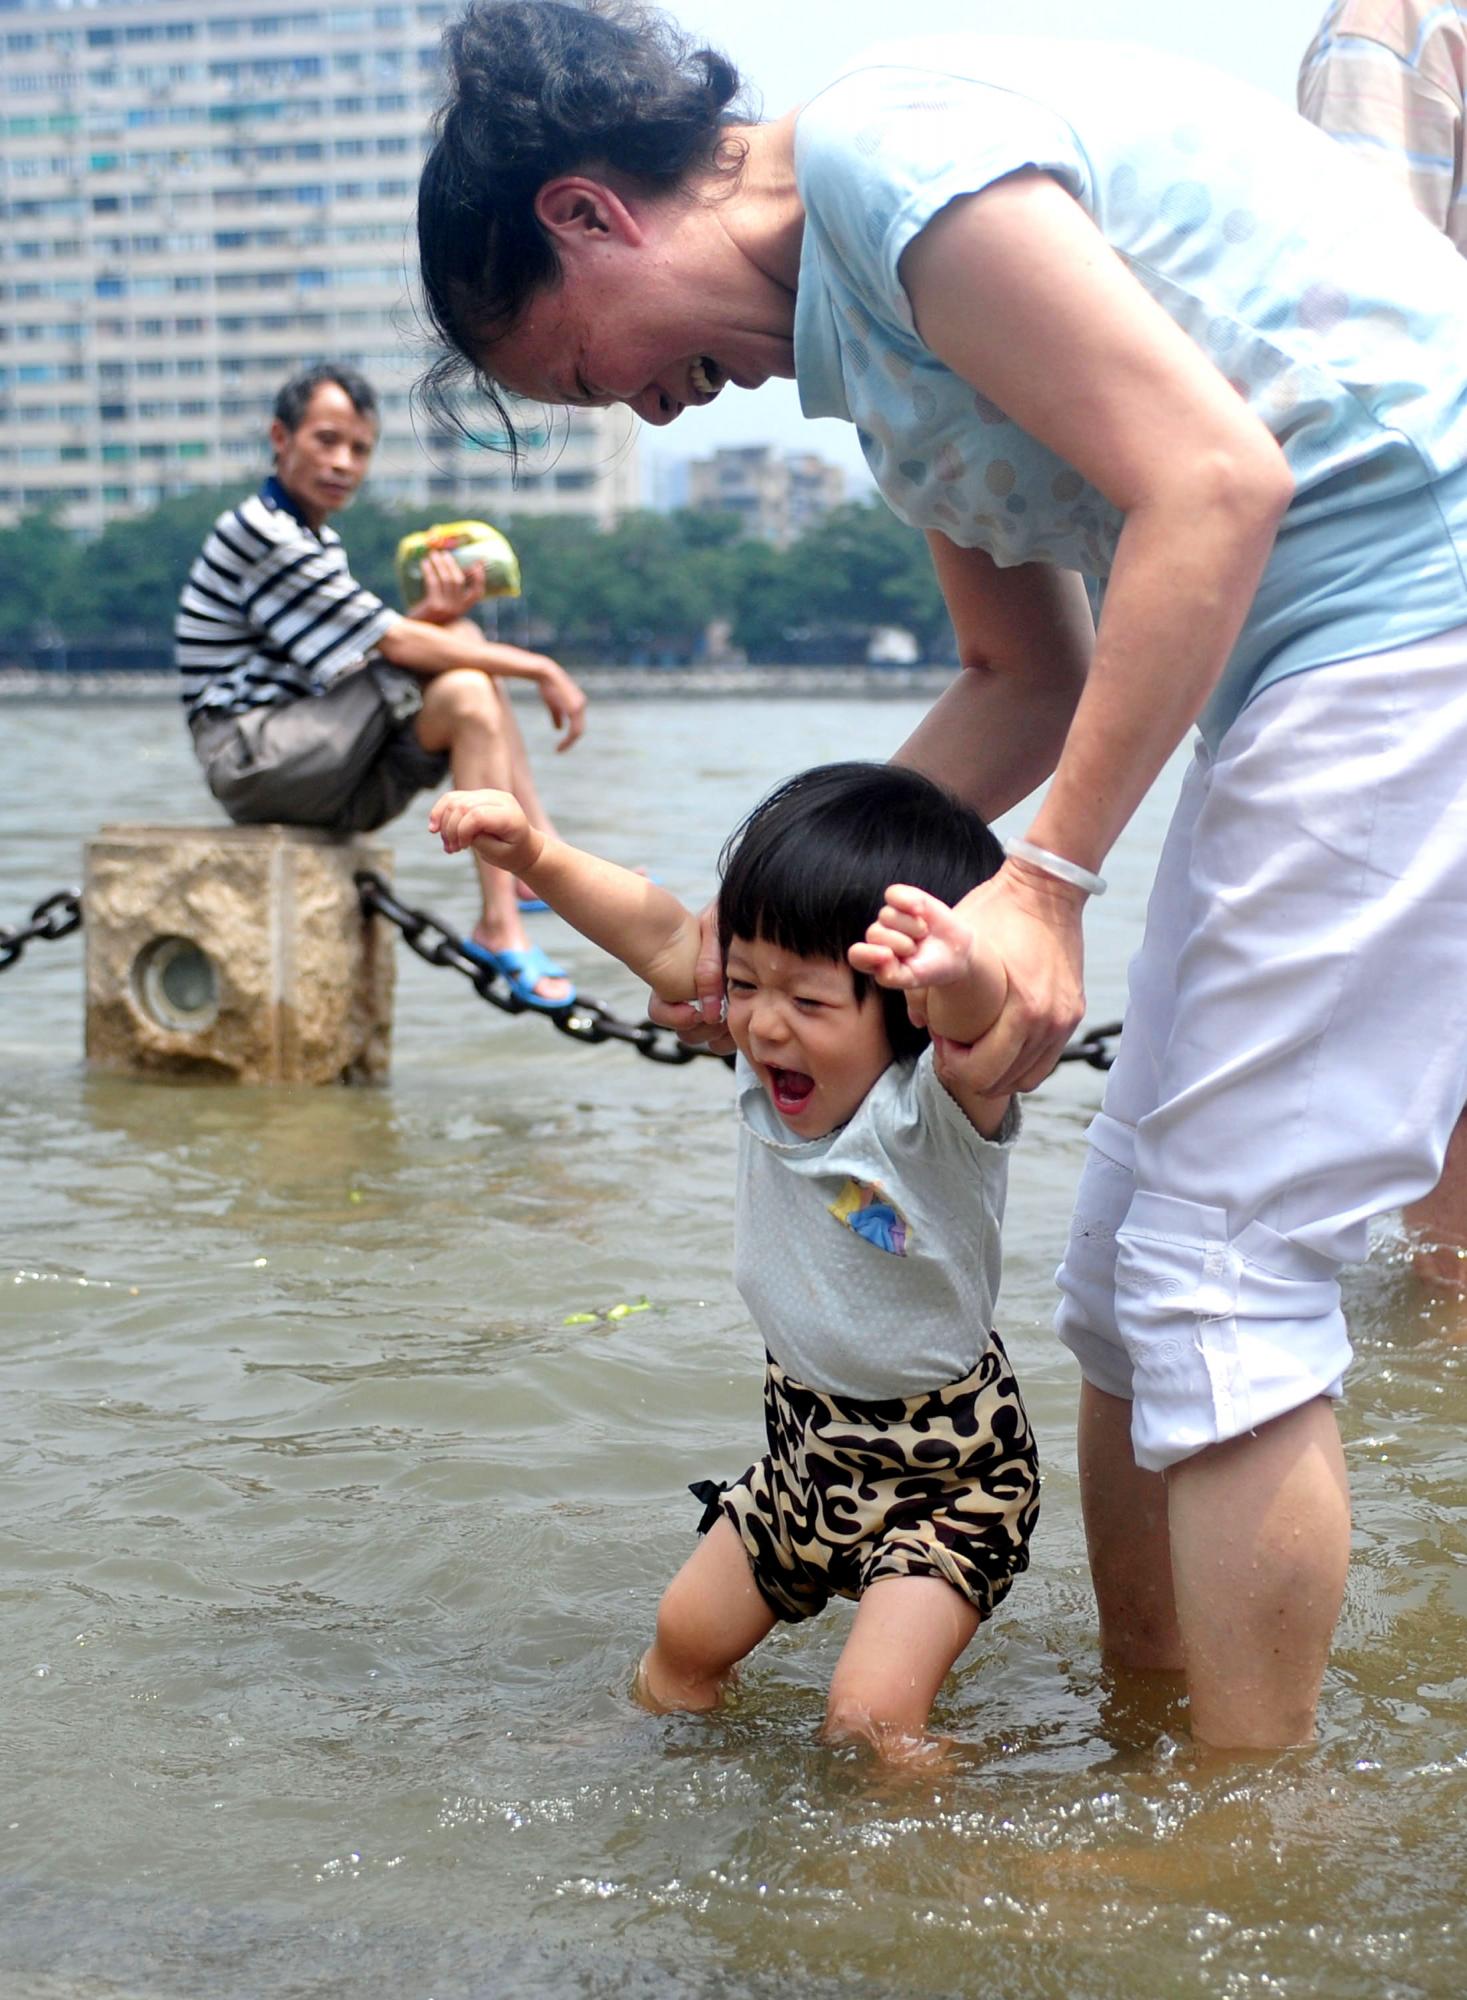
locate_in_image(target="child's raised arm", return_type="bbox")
[850,884,1011,1132]
[851,884,1007,1039]
[429,788,703,1002]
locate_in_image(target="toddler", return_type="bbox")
[430,761,1039,1758]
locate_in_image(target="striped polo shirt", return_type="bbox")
[174,474,398,721]
[1299,1,1467,254]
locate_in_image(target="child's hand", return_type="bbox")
[850,884,977,992]
[428,788,536,873]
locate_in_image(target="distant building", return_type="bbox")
[0,0,638,530]
[686,444,845,547]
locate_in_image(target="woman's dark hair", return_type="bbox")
[717,763,1006,1063]
[416,0,744,459]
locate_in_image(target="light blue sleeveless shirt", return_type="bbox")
[793,36,1467,746]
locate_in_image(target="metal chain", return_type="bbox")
[1061,1022,1121,1072]
[356,871,1121,1074]
[356,870,729,1067]
[0,874,1121,1076]
[0,889,82,973]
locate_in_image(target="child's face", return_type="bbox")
[724,936,895,1138]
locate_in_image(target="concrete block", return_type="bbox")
[84,824,395,1084]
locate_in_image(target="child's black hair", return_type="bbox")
[717,762,1005,1062]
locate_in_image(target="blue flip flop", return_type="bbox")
[459,938,576,1012]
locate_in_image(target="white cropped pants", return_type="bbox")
[1055,625,1467,1470]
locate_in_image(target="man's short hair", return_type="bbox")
[273,364,379,433]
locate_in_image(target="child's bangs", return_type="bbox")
[715,763,1006,1057]
[718,823,884,969]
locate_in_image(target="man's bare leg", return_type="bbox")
[495,679,562,905]
[496,679,559,841]
[414,667,570,1004]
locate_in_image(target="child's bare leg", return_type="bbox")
[823,1574,980,1757]
[636,1515,779,1713]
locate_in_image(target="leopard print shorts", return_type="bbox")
[692,1333,1040,1624]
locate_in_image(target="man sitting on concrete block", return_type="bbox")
[175,363,584,1010]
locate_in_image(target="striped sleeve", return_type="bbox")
[1299,1,1467,253]
[175,492,399,716]
[229,507,396,684]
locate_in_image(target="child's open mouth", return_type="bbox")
[769,1067,816,1116]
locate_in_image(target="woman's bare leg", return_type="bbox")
[1080,1382,1348,1744]
[1166,1397,1350,1749]
[1077,1381,1182,1672]
[1404,1109,1467,1292]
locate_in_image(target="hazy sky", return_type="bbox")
[635,0,1334,492]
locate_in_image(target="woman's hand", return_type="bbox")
[429,787,540,877]
[408,550,487,624]
[644,898,735,1054]
[938,858,1087,1096]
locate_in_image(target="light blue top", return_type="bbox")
[793,36,1467,746]
[733,1048,1018,1401]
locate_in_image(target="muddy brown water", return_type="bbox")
[2,694,1464,1999]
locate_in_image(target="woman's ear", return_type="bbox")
[534,176,644,249]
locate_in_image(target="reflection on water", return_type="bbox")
[3,697,1466,1999]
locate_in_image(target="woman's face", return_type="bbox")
[480,176,798,428]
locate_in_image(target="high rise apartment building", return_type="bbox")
[0,0,638,531]
[686,444,846,548]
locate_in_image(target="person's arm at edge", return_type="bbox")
[1299,29,1462,235]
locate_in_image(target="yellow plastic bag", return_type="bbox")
[394,520,522,605]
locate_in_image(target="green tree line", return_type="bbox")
[0,488,955,668]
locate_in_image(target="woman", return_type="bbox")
[415,0,1467,1749]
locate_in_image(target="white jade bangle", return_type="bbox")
[1004,837,1108,898]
